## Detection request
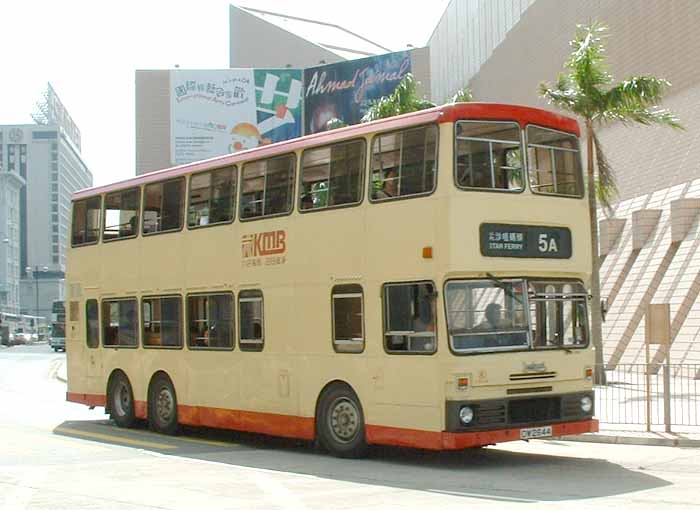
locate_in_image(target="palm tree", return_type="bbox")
[361,73,435,122]
[451,86,473,103]
[540,22,682,383]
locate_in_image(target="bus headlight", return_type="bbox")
[459,405,474,425]
[580,396,593,413]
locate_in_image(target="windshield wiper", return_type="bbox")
[486,272,523,304]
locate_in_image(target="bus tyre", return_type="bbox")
[317,385,368,458]
[108,372,136,428]
[148,374,179,435]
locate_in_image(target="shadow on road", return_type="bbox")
[55,419,670,503]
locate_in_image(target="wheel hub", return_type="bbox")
[329,397,359,443]
[156,388,173,424]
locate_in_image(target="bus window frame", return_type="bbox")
[298,138,367,214]
[238,290,264,351]
[330,284,365,354]
[368,124,439,204]
[381,280,438,356]
[71,196,102,247]
[186,291,236,351]
[524,124,585,200]
[453,120,526,195]
[102,187,141,243]
[85,298,100,349]
[187,166,238,230]
[141,294,184,350]
[101,297,140,349]
[238,152,297,222]
[142,177,187,237]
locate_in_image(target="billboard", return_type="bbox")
[304,51,411,134]
[170,69,302,165]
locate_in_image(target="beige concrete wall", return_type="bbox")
[465,0,700,201]
[229,5,342,69]
[428,0,536,104]
[135,70,170,176]
[409,46,432,101]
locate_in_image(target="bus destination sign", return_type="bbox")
[480,223,572,259]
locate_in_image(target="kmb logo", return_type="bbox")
[242,230,287,258]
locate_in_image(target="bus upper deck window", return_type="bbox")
[103,188,140,241]
[455,121,523,192]
[240,155,295,220]
[371,125,437,201]
[300,140,364,211]
[188,167,236,228]
[526,126,583,197]
[72,196,101,246]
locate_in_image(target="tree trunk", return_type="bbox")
[586,120,607,385]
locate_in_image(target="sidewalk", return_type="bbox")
[555,429,700,447]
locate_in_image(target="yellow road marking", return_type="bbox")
[157,434,237,448]
[127,427,237,448]
[55,427,178,450]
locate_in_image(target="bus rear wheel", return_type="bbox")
[317,384,368,458]
[108,372,136,428]
[148,373,179,435]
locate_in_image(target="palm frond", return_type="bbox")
[604,76,672,111]
[451,86,473,103]
[591,129,617,212]
[568,22,612,93]
[599,106,684,129]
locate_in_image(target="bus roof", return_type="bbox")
[74,103,579,201]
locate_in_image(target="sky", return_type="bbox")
[0,0,450,187]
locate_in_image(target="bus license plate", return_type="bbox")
[520,426,552,439]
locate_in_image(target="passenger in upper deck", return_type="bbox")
[374,169,398,199]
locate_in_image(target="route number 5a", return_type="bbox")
[538,233,559,253]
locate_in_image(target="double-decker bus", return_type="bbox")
[66,103,598,457]
[50,300,66,352]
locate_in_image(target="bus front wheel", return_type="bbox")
[317,384,368,458]
[148,373,179,435]
[108,372,136,428]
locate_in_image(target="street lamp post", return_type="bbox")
[25,265,49,322]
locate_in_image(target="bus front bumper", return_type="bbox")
[365,418,599,451]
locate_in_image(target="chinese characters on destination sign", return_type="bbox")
[479,224,572,259]
[241,230,287,267]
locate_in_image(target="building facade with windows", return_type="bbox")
[0,128,25,315]
[0,123,92,319]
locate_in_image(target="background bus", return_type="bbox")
[66,103,597,457]
[50,300,66,352]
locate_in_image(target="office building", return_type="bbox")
[1,85,92,320]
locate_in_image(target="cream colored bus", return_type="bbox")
[66,103,598,457]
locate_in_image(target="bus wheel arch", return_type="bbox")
[315,380,368,458]
[106,369,136,428]
[147,371,179,435]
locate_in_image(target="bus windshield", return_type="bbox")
[445,279,588,353]
[51,322,66,338]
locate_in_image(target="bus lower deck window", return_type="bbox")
[383,282,437,354]
[239,290,264,351]
[188,293,234,349]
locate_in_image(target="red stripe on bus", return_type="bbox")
[66,392,106,407]
[134,400,147,420]
[367,419,599,450]
[176,404,316,440]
